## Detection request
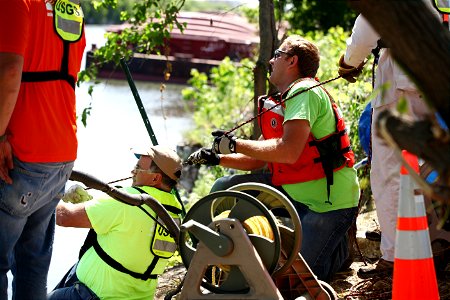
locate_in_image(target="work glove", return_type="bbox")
[338,55,363,83]
[212,130,237,155]
[62,184,93,204]
[186,148,220,166]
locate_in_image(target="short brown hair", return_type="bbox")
[281,35,320,78]
[149,163,179,189]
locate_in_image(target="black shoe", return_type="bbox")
[365,228,381,241]
[357,258,393,278]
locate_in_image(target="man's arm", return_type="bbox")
[218,152,266,170]
[343,15,380,67]
[0,52,23,183]
[56,202,93,228]
[229,119,310,164]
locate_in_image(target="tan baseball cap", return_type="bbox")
[133,145,182,181]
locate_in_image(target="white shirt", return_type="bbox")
[343,15,422,107]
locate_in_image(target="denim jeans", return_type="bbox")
[292,201,357,281]
[0,157,74,300]
[210,172,288,197]
[210,173,357,281]
[47,263,99,300]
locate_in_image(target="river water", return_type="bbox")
[7,25,194,297]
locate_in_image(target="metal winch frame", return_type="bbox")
[178,183,337,300]
[70,171,337,299]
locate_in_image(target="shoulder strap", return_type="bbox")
[92,238,158,281]
[22,42,76,90]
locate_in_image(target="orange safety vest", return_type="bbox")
[258,84,355,202]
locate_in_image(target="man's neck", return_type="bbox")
[133,184,172,193]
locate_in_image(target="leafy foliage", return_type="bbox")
[78,0,186,84]
[81,1,134,24]
[182,57,255,146]
[181,57,255,204]
[283,0,357,32]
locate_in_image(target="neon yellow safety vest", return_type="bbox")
[54,0,84,42]
[435,0,450,13]
[122,186,182,275]
[85,186,182,280]
[21,0,84,89]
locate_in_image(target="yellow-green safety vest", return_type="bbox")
[124,186,182,275]
[435,0,450,13]
[54,0,84,42]
[21,0,84,89]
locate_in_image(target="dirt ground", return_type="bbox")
[154,208,450,300]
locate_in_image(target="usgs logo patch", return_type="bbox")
[55,0,82,17]
[271,118,278,128]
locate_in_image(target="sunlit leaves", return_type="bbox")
[181,57,255,146]
[81,0,186,86]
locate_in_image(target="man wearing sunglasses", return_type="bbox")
[48,145,183,300]
[188,35,359,282]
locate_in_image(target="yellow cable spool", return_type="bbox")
[210,210,275,284]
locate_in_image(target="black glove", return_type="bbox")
[186,148,220,166]
[338,55,363,83]
[212,130,237,154]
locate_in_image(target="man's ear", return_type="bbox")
[290,55,298,66]
[148,173,163,186]
[153,173,163,184]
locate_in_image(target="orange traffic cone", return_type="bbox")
[392,151,439,300]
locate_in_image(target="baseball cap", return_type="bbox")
[133,145,182,181]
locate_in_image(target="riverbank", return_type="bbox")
[153,207,450,300]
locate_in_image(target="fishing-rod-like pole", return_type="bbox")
[120,59,158,146]
[120,58,186,217]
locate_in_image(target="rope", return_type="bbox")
[224,75,342,135]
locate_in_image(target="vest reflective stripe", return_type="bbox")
[151,216,181,259]
[54,0,84,42]
[126,186,181,269]
[435,0,450,13]
[58,17,82,35]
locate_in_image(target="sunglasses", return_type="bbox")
[273,48,290,59]
[132,164,155,174]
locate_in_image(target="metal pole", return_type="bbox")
[120,59,158,146]
[120,58,186,216]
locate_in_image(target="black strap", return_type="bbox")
[21,41,75,90]
[92,238,157,281]
[21,71,75,90]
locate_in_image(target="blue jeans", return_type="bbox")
[0,157,74,300]
[47,263,99,300]
[210,173,357,281]
[292,201,357,281]
[211,172,290,198]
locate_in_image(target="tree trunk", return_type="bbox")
[253,0,278,139]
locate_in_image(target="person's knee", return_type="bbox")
[210,176,233,192]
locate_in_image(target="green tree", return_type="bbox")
[81,1,134,24]
[282,0,357,32]
[79,0,186,85]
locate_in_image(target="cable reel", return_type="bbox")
[226,183,303,277]
[179,190,282,294]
